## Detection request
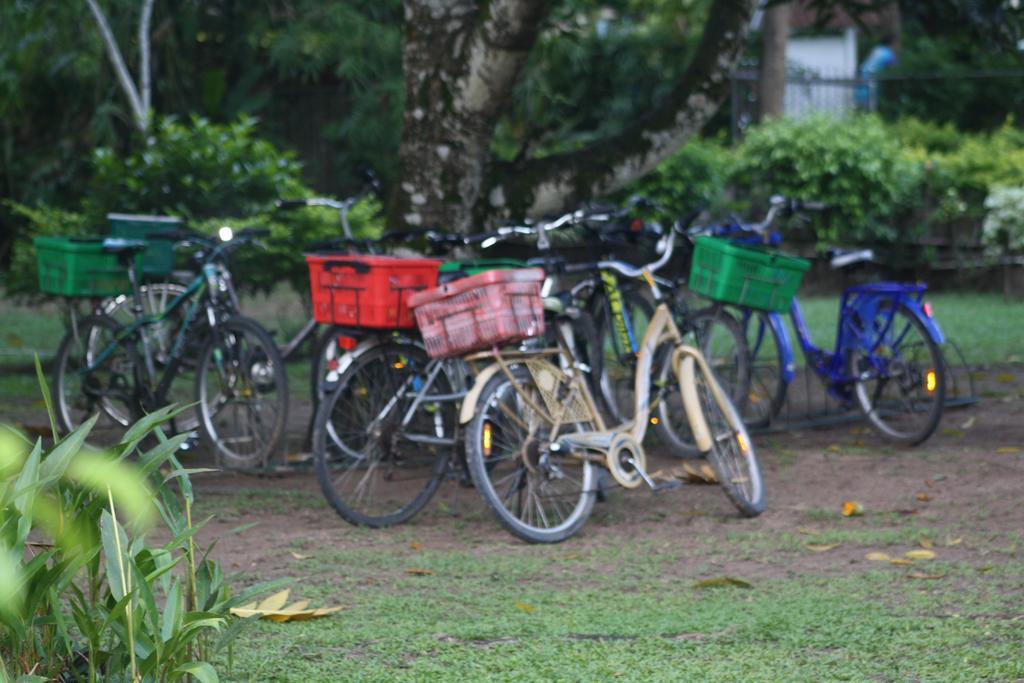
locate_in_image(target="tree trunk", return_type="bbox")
[758,1,791,121]
[390,0,756,232]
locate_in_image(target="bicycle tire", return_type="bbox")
[848,302,945,446]
[312,340,451,527]
[680,352,766,517]
[466,364,597,543]
[739,309,787,428]
[101,282,201,432]
[52,313,139,437]
[652,306,750,456]
[195,316,288,470]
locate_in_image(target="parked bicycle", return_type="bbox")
[696,196,946,445]
[309,211,764,541]
[450,217,764,542]
[51,229,289,468]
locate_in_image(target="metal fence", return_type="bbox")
[729,68,1024,142]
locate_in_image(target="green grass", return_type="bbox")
[217,539,1024,681]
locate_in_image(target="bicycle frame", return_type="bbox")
[459,300,719,489]
[81,262,228,409]
[745,282,944,400]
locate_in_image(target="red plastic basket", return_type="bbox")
[305,254,442,329]
[408,268,546,359]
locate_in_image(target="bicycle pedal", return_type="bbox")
[651,480,684,494]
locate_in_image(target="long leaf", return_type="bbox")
[38,413,98,482]
[172,661,219,683]
[34,353,58,442]
[161,579,182,644]
[67,451,155,528]
[100,509,130,601]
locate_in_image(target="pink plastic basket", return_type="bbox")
[408,268,546,359]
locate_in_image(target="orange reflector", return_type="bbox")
[650,417,659,425]
[393,360,406,370]
[483,422,492,457]
[736,432,749,454]
[926,370,937,393]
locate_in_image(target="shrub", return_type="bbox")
[86,115,307,222]
[627,137,735,215]
[730,114,921,244]
[983,186,1024,254]
[0,368,280,680]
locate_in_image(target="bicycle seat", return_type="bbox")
[828,248,874,270]
[101,237,149,256]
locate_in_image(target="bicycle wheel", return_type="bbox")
[739,310,787,428]
[652,306,750,456]
[848,302,945,446]
[591,286,653,423]
[466,364,597,543]
[680,352,765,517]
[101,282,200,432]
[195,316,288,469]
[311,340,452,527]
[52,314,139,436]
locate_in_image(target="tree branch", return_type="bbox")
[455,0,553,125]
[139,0,155,115]
[488,0,756,219]
[85,0,148,135]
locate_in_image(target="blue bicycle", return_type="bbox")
[698,197,946,446]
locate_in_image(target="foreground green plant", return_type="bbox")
[0,362,280,681]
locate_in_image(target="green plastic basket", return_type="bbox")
[34,236,140,297]
[438,258,527,283]
[688,236,810,312]
[108,213,181,277]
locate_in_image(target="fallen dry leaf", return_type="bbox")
[908,572,946,580]
[960,416,975,430]
[405,568,435,576]
[796,527,819,535]
[889,559,914,566]
[409,541,423,551]
[290,551,311,560]
[841,501,864,517]
[919,537,934,549]
[944,537,963,547]
[866,552,892,562]
[230,589,341,622]
[826,444,842,453]
[905,550,936,561]
[915,492,932,502]
[996,447,1020,454]
[805,543,840,553]
[896,508,920,516]
[692,576,753,589]
[515,602,536,613]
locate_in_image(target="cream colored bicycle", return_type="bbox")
[451,223,765,543]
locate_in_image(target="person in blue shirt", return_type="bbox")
[855,35,897,109]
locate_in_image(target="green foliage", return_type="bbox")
[0,372,277,680]
[192,198,384,294]
[983,186,1024,253]
[2,202,94,298]
[87,116,307,221]
[627,138,735,215]
[731,115,921,243]
[887,117,963,153]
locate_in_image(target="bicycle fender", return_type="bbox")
[676,352,713,453]
[766,312,797,383]
[900,299,945,345]
[459,362,505,424]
